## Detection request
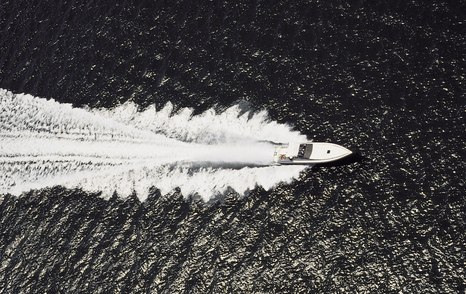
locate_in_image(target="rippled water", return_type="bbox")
[0,0,464,293]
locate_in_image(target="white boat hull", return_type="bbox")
[273,142,353,165]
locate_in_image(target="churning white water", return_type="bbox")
[0,89,307,200]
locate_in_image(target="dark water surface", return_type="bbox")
[0,0,464,292]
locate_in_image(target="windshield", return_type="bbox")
[298,144,313,158]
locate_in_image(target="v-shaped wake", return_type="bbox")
[0,89,307,200]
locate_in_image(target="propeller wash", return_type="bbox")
[0,89,307,200]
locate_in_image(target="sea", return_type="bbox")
[0,0,464,293]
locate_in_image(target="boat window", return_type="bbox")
[298,144,313,158]
[298,144,306,157]
[327,150,330,154]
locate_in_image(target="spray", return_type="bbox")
[0,89,307,200]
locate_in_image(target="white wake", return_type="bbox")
[0,89,307,200]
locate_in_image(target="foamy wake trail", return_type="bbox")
[0,89,307,200]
